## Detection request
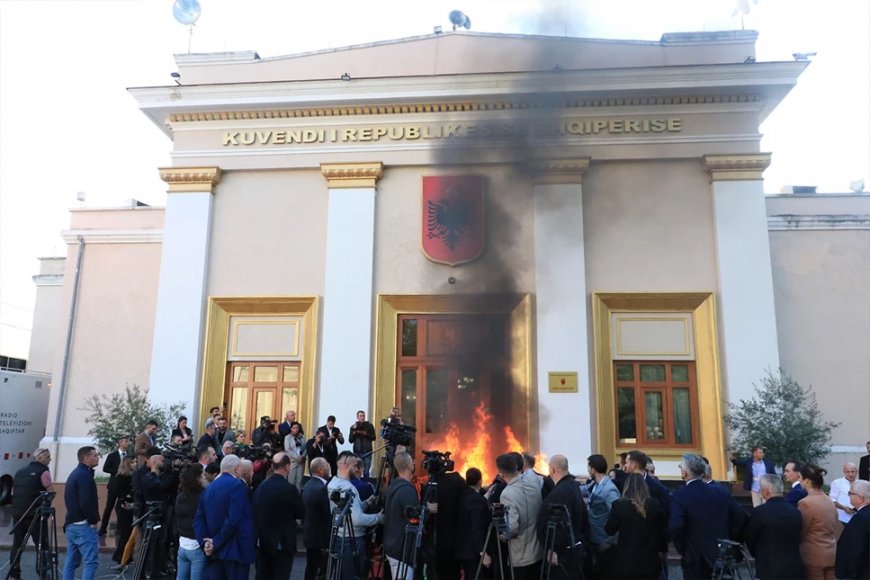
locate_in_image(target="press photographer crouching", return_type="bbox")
[327,451,383,579]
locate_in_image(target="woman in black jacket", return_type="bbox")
[111,456,137,564]
[604,473,669,580]
[171,416,194,448]
[175,463,207,580]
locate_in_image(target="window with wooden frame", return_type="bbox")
[613,361,698,447]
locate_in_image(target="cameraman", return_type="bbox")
[317,416,344,477]
[536,455,588,579]
[349,411,376,478]
[9,447,53,580]
[496,453,543,580]
[424,452,465,579]
[327,451,383,579]
[141,451,179,577]
[252,415,279,448]
[384,452,418,579]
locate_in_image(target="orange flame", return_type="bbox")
[503,426,523,452]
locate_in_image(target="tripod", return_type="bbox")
[5,491,59,580]
[539,505,583,580]
[475,504,514,580]
[124,502,164,580]
[711,539,755,580]
[363,443,396,495]
[326,494,357,580]
[393,503,429,580]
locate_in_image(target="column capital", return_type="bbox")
[321,162,384,189]
[702,154,771,181]
[159,166,222,193]
[533,158,591,185]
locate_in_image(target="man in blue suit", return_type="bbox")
[835,479,870,580]
[731,446,776,507]
[195,454,255,580]
[671,453,746,580]
[627,450,672,515]
[783,460,808,507]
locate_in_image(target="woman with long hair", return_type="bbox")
[797,464,840,580]
[171,416,193,448]
[604,472,669,580]
[175,463,207,580]
[111,456,137,565]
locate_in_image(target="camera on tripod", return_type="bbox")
[144,500,164,522]
[490,502,507,520]
[716,538,745,563]
[162,444,195,471]
[379,419,416,447]
[421,449,454,476]
[38,490,56,506]
[240,443,274,461]
[330,489,353,511]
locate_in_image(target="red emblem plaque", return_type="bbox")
[422,176,486,266]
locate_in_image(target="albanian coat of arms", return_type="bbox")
[421,176,486,266]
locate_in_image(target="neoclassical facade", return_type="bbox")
[32,30,869,481]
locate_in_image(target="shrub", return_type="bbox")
[79,384,187,453]
[725,369,840,467]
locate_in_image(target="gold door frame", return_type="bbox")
[200,296,319,435]
[374,294,535,452]
[592,292,726,480]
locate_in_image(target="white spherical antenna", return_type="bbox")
[173,0,201,26]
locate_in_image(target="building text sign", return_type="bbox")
[222,117,683,146]
[548,372,579,393]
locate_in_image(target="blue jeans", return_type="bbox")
[63,523,99,580]
[177,545,207,580]
[362,455,372,479]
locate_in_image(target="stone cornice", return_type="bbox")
[533,158,591,184]
[158,166,222,193]
[61,229,164,244]
[320,162,384,189]
[768,214,870,231]
[32,274,64,287]
[702,153,771,181]
[166,94,762,123]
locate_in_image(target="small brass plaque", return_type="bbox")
[548,372,578,393]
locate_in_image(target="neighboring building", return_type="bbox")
[27,30,869,481]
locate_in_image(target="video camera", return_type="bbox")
[330,489,353,511]
[379,419,416,447]
[239,444,273,462]
[421,449,454,477]
[716,538,745,563]
[162,443,196,470]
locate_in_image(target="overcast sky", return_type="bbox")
[1,0,868,359]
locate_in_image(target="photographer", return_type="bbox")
[306,429,328,473]
[9,447,53,580]
[496,452,543,580]
[423,451,465,579]
[349,410,376,478]
[384,452,419,579]
[327,451,383,579]
[537,455,588,579]
[141,451,179,578]
[252,415,279,448]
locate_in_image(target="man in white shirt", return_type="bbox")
[830,462,859,524]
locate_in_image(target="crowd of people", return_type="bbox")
[8,408,870,580]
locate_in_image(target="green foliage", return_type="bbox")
[79,384,187,454]
[725,369,840,467]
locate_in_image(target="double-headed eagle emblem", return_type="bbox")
[427,185,474,250]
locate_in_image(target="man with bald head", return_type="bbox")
[303,457,332,580]
[836,479,870,579]
[252,452,304,580]
[536,454,588,579]
[830,462,859,524]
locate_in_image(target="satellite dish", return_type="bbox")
[173,0,201,26]
[449,10,471,30]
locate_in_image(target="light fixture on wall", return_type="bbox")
[340,73,351,81]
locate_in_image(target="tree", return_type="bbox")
[79,384,187,454]
[725,369,840,468]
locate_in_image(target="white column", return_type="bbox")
[534,159,591,468]
[703,154,780,405]
[318,163,383,435]
[149,167,221,421]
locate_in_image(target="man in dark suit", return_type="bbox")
[197,422,222,458]
[731,446,776,507]
[744,474,804,579]
[98,434,129,536]
[536,455,589,579]
[836,479,870,579]
[671,453,746,580]
[783,460,808,507]
[316,416,344,477]
[303,457,332,580]
[627,450,672,515]
[194,454,255,580]
[252,452,304,580]
[859,441,870,482]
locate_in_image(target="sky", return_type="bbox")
[0,0,868,360]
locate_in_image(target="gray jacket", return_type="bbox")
[500,471,543,566]
[583,476,620,545]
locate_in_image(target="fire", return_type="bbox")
[425,401,544,483]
